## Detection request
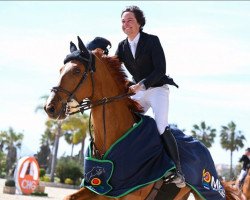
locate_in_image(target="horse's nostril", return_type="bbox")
[48,106,55,114]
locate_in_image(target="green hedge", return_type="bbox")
[56,157,83,185]
[39,168,46,178]
[5,179,15,187]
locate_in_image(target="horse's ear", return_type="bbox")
[105,38,112,49]
[77,36,88,53]
[70,41,77,53]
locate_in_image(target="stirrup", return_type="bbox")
[175,181,186,188]
[171,171,186,188]
[163,172,176,184]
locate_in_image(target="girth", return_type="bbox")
[146,172,181,200]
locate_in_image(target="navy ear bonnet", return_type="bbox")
[64,36,91,66]
[86,37,111,55]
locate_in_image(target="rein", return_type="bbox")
[68,92,134,115]
[77,92,134,159]
[78,92,133,159]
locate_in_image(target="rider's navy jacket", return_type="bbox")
[239,155,250,170]
[116,32,177,89]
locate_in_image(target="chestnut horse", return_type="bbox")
[44,37,243,200]
[220,181,246,200]
[242,170,250,199]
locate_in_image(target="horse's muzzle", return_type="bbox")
[44,102,66,120]
[44,104,55,115]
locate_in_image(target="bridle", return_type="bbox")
[51,52,95,117]
[51,50,133,158]
[51,51,133,115]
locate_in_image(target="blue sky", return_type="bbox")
[0,1,249,166]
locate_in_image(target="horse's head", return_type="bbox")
[44,36,95,120]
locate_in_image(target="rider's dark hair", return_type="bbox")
[121,6,146,31]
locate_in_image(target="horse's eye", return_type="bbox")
[73,68,81,74]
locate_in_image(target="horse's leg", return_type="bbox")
[242,175,250,200]
[177,189,204,200]
[192,191,204,200]
[222,181,246,200]
[64,184,154,200]
[63,187,100,200]
[173,187,191,200]
[120,184,154,200]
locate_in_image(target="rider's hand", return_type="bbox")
[129,83,145,94]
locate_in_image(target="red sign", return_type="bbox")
[15,156,40,195]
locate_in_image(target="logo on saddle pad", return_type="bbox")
[85,166,105,186]
[83,158,113,195]
[202,169,225,198]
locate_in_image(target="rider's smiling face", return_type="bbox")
[121,11,140,40]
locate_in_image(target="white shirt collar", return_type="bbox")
[128,32,140,45]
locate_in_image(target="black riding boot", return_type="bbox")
[161,126,186,187]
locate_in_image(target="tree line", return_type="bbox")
[0,96,247,181]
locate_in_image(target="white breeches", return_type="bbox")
[131,85,169,134]
[239,169,247,181]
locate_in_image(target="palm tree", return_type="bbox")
[1,127,24,176]
[37,142,51,172]
[220,121,245,179]
[0,132,7,176]
[34,95,49,113]
[37,128,55,172]
[43,118,63,182]
[40,127,55,147]
[169,123,186,133]
[35,94,62,182]
[0,131,6,152]
[64,131,72,154]
[62,113,89,160]
[0,151,6,176]
[35,95,89,180]
[191,121,216,148]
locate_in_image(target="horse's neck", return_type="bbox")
[91,103,135,154]
[90,57,135,155]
